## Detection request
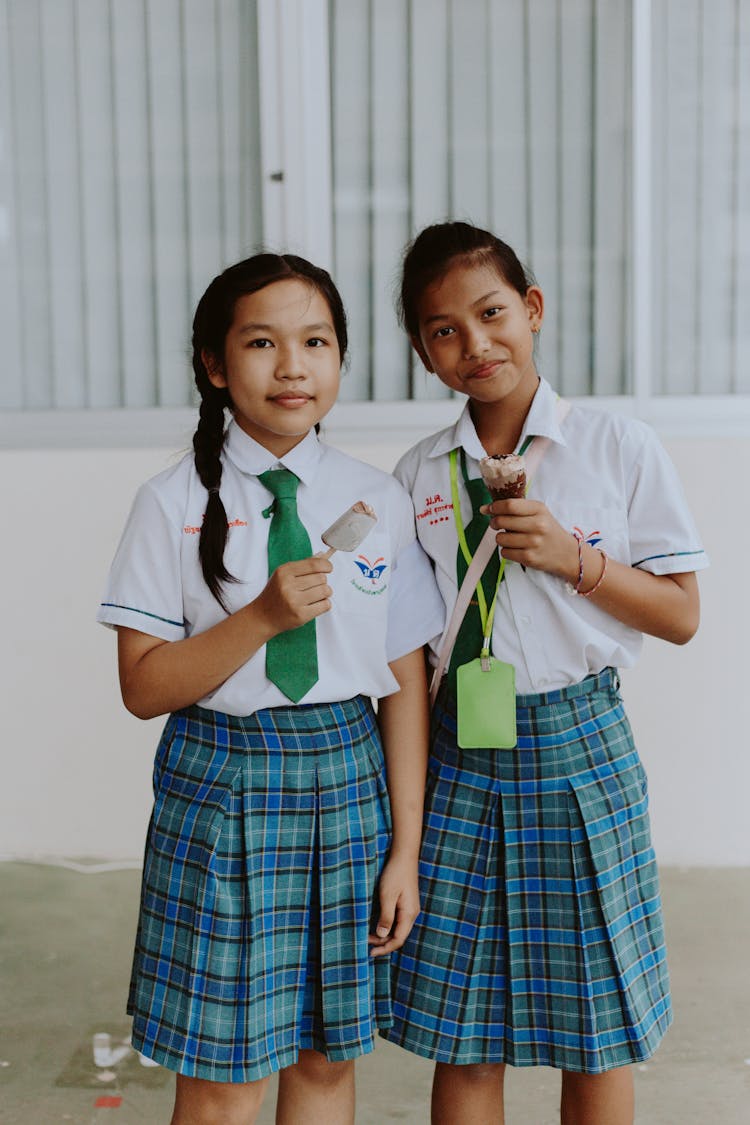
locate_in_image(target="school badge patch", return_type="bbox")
[350,554,388,595]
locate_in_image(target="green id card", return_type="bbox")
[456,658,517,749]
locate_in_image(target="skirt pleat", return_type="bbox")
[384,668,672,1073]
[128,697,392,1082]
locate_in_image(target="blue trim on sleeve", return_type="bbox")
[632,549,704,568]
[100,603,185,628]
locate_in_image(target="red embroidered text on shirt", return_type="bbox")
[183,517,248,535]
[417,493,453,526]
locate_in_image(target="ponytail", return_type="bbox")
[192,382,235,612]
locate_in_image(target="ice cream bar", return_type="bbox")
[320,501,377,557]
[479,453,527,500]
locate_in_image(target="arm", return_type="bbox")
[118,556,333,719]
[485,499,700,645]
[369,646,430,957]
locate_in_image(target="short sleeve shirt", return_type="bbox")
[394,377,709,694]
[98,422,445,715]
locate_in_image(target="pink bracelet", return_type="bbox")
[578,549,608,598]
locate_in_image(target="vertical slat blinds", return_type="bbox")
[330,0,748,401]
[0,0,261,410]
[330,0,633,400]
[1,1,747,411]
[653,0,750,395]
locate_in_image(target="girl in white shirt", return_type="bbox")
[381,221,708,1125]
[98,252,444,1125]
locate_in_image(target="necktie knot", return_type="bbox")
[258,467,300,503]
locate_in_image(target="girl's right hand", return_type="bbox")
[252,556,333,637]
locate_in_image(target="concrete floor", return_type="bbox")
[0,863,747,1124]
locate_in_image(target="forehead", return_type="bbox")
[417,260,515,318]
[230,278,332,328]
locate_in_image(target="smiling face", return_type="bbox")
[412,259,544,412]
[205,278,341,457]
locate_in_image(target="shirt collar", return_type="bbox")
[223,419,323,486]
[426,376,567,460]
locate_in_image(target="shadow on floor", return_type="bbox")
[0,864,747,1123]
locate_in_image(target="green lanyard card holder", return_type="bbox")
[456,655,516,749]
[448,447,520,749]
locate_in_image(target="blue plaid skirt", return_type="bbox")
[383,668,671,1073]
[128,697,393,1082]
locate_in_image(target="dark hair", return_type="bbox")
[399,220,534,341]
[191,252,348,610]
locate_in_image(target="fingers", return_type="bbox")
[294,572,333,596]
[271,557,332,592]
[282,556,333,577]
[257,557,334,633]
[488,509,575,578]
[480,498,537,519]
[368,883,420,957]
[368,907,418,957]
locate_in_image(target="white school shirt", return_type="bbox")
[98,421,445,716]
[394,377,709,695]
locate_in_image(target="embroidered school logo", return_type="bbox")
[351,555,388,596]
[416,492,453,526]
[572,525,603,548]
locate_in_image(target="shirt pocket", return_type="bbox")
[546,502,630,564]
[329,530,392,618]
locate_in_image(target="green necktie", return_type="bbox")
[447,456,499,685]
[258,468,319,703]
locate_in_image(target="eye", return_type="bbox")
[482,306,502,319]
[433,325,454,339]
[247,337,273,348]
[306,336,327,347]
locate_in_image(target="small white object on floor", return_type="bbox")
[108,1043,131,1065]
[92,1032,112,1068]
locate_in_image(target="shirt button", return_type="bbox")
[538,677,549,687]
[520,615,532,625]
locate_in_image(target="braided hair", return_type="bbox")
[191,253,348,611]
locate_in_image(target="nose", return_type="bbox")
[462,324,490,360]
[275,341,308,380]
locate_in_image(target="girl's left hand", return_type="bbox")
[482,498,579,581]
[368,852,420,957]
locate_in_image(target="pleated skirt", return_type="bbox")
[128,697,393,1083]
[383,668,672,1074]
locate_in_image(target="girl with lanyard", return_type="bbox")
[382,222,708,1124]
[97,253,444,1124]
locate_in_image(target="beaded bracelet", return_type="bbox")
[578,548,608,598]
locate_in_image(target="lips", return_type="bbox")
[466,360,502,380]
[271,393,313,407]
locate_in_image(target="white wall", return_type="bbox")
[2,420,747,866]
